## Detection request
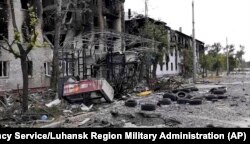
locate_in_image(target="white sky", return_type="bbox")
[125,0,250,61]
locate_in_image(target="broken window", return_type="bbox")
[44,62,51,76]
[171,63,173,71]
[160,64,163,71]
[105,0,111,7]
[92,0,97,5]
[27,61,33,76]
[175,49,178,70]
[106,17,114,29]
[0,0,7,3]
[170,50,173,56]
[64,11,73,24]
[43,10,55,32]
[21,0,29,9]
[59,60,73,76]
[42,0,55,8]
[95,45,99,50]
[46,34,54,44]
[94,17,98,27]
[166,62,168,71]
[59,34,66,47]
[0,1,8,40]
[0,61,8,77]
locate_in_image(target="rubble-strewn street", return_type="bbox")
[1,74,249,128]
[1,0,250,130]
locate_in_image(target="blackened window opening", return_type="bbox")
[21,0,29,9]
[27,61,33,76]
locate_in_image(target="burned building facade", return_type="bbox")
[0,0,126,91]
[125,15,205,77]
[42,0,126,80]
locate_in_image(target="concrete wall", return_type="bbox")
[155,48,182,77]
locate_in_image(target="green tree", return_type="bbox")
[227,45,237,72]
[0,1,40,113]
[139,20,169,78]
[235,45,245,70]
[183,47,193,78]
[208,43,222,76]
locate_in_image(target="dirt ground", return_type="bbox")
[69,74,250,128]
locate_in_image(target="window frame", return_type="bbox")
[27,61,33,77]
[44,62,52,77]
[0,61,9,78]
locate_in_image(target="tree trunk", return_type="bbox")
[10,0,29,113]
[145,64,150,86]
[216,68,219,76]
[152,63,157,79]
[50,0,62,92]
[20,56,29,113]
[138,58,145,82]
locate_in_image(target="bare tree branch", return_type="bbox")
[1,38,21,58]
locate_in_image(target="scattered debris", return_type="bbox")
[81,104,93,112]
[78,118,91,126]
[45,99,61,108]
[137,91,153,97]
[164,118,182,126]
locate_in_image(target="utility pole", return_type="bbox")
[226,37,229,75]
[192,0,197,83]
[145,0,149,18]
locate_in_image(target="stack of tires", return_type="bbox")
[161,88,203,105]
[206,87,228,101]
[124,100,157,111]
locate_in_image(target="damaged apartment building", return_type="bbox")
[0,0,205,93]
[125,13,205,77]
[0,0,132,91]
[0,0,53,91]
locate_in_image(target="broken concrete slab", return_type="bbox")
[80,104,93,112]
[40,120,65,128]
[78,118,91,126]
[45,99,61,108]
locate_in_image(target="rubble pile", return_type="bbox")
[0,75,250,128]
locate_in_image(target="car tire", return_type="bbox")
[177,91,187,98]
[172,90,179,94]
[125,100,137,107]
[205,95,217,101]
[180,89,191,93]
[141,104,156,111]
[190,87,199,92]
[213,89,225,95]
[186,94,193,99]
[163,93,178,101]
[192,96,204,100]
[177,98,189,104]
[189,99,202,105]
[158,98,172,105]
[217,95,228,99]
